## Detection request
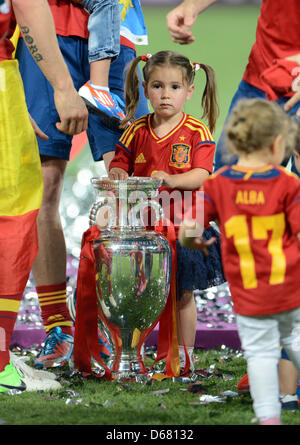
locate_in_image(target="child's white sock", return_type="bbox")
[90,83,110,92]
[179,345,194,371]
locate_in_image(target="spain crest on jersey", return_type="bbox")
[169,144,191,168]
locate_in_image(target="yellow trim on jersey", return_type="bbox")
[186,116,213,140]
[126,122,147,147]
[39,299,68,307]
[231,165,273,180]
[45,321,73,332]
[277,165,300,179]
[39,295,66,304]
[232,165,273,173]
[10,25,20,59]
[184,123,207,141]
[0,298,21,313]
[206,165,229,180]
[133,115,148,126]
[243,170,255,180]
[38,290,67,298]
[149,113,187,143]
[119,116,147,147]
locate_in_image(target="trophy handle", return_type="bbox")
[89,197,116,228]
[147,199,164,224]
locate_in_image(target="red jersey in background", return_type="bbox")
[48,0,89,39]
[0,7,15,61]
[110,113,215,233]
[243,0,300,91]
[203,165,300,316]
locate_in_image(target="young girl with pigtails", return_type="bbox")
[108,50,225,374]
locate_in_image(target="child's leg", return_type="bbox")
[278,306,300,377]
[83,0,120,67]
[82,0,118,87]
[279,357,299,396]
[77,0,124,129]
[177,290,197,370]
[236,314,281,422]
[90,58,111,89]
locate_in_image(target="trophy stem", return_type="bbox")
[105,329,145,379]
[107,354,143,379]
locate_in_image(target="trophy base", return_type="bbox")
[107,354,147,380]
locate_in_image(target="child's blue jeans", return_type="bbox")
[81,0,120,63]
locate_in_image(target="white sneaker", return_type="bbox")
[280,393,298,411]
[10,352,62,391]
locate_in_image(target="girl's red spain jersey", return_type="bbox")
[112,113,215,176]
[203,165,300,316]
[110,113,216,234]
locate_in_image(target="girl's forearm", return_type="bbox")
[170,168,209,190]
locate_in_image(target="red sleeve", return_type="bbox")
[109,143,134,175]
[0,12,11,38]
[0,9,16,60]
[192,142,215,173]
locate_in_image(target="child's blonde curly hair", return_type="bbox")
[225,98,297,159]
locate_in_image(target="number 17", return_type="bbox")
[224,213,286,289]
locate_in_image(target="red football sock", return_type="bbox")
[36,282,73,336]
[0,293,23,372]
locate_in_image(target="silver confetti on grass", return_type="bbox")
[198,394,226,404]
[194,282,236,328]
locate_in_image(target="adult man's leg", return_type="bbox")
[33,157,74,369]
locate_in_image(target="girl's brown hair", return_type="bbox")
[120,50,219,133]
[225,98,296,158]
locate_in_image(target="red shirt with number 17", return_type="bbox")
[203,165,300,316]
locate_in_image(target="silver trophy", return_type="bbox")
[89,177,172,379]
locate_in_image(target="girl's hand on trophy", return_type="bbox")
[151,171,175,188]
[109,168,129,180]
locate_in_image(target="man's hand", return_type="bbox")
[166,4,197,44]
[54,87,88,135]
[284,53,300,116]
[166,0,217,45]
[284,92,300,116]
[28,114,48,139]
[11,0,89,134]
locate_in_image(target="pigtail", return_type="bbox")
[119,56,143,129]
[199,64,219,134]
